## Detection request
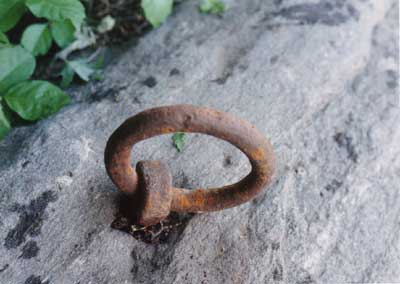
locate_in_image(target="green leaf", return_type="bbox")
[68,59,94,81]
[50,19,75,48]
[91,50,105,70]
[0,0,26,32]
[60,64,74,88]
[21,23,53,56]
[60,55,104,87]
[4,80,70,121]
[89,52,105,81]
[25,0,85,29]
[172,132,185,152]
[0,31,10,47]
[199,0,226,15]
[141,0,173,28]
[0,45,36,94]
[0,99,11,139]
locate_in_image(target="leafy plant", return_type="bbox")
[0,45,36,93]
[4,80,70,121]
[0,99,11,139]
[0,0,87,139]
[199,0,226,15]
[0,0,226,140]
[21,23,52,56]
[50,19,75,48]
[141,0,173,28]
[0,0,26,32]
[172,132,186,152]
[25,0,85,29]
[60,57,103,88]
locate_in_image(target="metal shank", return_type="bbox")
[104,104,276,213]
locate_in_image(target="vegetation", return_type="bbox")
[0,0,226,140]
[199,0,226,15]
[172,132,186,152]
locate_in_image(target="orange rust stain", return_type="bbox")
[192,189,207,205]
[173,194,191,211]
[250,147,266,161]
[160,126,175,133]
[125,167,134,175]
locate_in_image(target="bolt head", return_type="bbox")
[135,160,173,226]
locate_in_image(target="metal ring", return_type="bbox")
[105,105,276,223]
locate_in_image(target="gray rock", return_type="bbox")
[0,0,398,283]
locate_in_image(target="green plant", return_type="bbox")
[141,0,173,28]
[199,0,226,15]
[0,0,89,139]
[0,0,226,140]
[4,80,70,121]
[172,132,186,152]
[0,0,106,140]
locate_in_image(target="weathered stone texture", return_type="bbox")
[0,0,398,283]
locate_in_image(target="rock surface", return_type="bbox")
[0,0,399,283]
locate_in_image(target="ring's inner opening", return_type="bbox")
[130,133,251,190]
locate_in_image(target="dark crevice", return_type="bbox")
[111,194,194,244]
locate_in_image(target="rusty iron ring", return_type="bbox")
[105,105,276,226]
